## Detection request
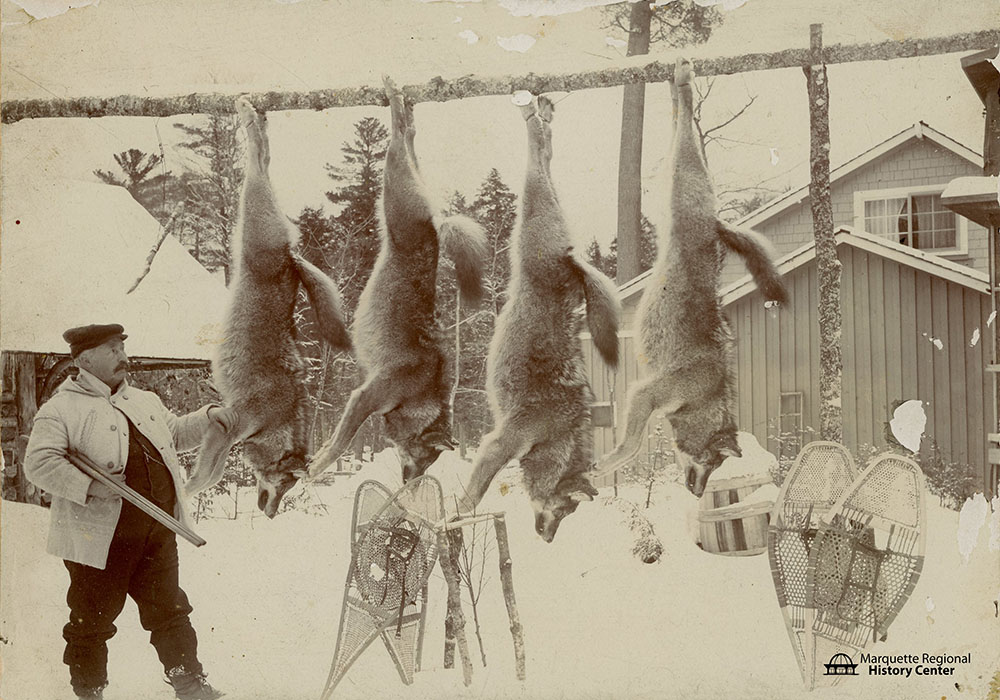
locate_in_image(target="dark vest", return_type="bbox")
[123,415,176,515]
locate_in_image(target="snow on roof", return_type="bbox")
[0,178,228,360]
[736,121,983,230]
[614,225,989,310]
[942,175,1000,201]
[716,225,990,306]
[614,122,985,301]
[941,174,1000,228]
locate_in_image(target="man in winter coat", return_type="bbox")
[24,324,236,700]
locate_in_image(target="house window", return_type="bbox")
[854,186,968,256]
[779,392,804,460]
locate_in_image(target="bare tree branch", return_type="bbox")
[127,205,184,294]
[702,94,757,138]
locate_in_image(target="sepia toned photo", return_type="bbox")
[1,1,998,698]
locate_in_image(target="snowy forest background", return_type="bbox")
[3,2,998,698]
[97,0,983,520]
[107,2,790,519]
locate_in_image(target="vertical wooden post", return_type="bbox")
[984,56,1000,496]
[493,515,526,681]
[415,583,429,672]
[438,528,473,686]
[9,353,40,504]
[806,24,844,443]
[442,530,458,669]
[1,353,13,499]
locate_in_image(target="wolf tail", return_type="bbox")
[716,220,789,305]
[568,252,621,368]
[292,254,352,351]
[436,214,487,306]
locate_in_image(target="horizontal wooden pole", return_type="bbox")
[2,30,997,124]
[439,512,504,531]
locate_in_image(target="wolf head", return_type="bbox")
[243,433,305,519]
[394,430,457,482]
[676,429,740,497]
[531,473,599,543]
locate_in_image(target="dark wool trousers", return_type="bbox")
[62,420,201,694]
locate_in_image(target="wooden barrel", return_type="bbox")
[698,474,774,556]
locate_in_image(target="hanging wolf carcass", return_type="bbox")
[307,77,486,483]
[458,93,621,542]
[187,97,352,518]
[593,58,788,496]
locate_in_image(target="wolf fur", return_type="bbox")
[458,95,620,543]
[307,76,487,482]
[188,97,351,518]
[593,58,788,497]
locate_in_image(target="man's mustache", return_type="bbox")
[115,362,129,372]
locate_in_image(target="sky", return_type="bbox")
[1,0,994,250]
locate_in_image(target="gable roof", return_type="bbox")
[616,121,985,303]
[737,121,983,230]
[0,178,228,360]
[619,225,989,308]
[717,225,989,307]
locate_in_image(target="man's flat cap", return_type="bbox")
[62,324,128,358]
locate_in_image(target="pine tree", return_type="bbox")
[295,117,391,460]
[586,237,605,272]
[472,168,517,315]
[638,214,657,272]
[294,206,340,274]
[435,170,519,448]
[586,213,655,282]
[94,148,166,196]
[94,148,178,223]
[172,113,245,284]
[325,116,389,313]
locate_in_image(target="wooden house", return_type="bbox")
[586,123,994,493]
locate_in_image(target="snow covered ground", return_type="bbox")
[2,450,998,700]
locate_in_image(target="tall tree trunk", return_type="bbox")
[615,1,652,286]
[806,24,843,443]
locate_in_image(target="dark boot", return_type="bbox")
[74,682,107,699]
[165,666,225,699]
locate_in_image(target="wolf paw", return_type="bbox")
[382,74,399,97]
[234,96,258,131]
[516,93,555,123]
[536,95,554,122]
[674,57,694,87]
[235,96,268,169]
[304,458,328,481]
[383,75,412,136]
